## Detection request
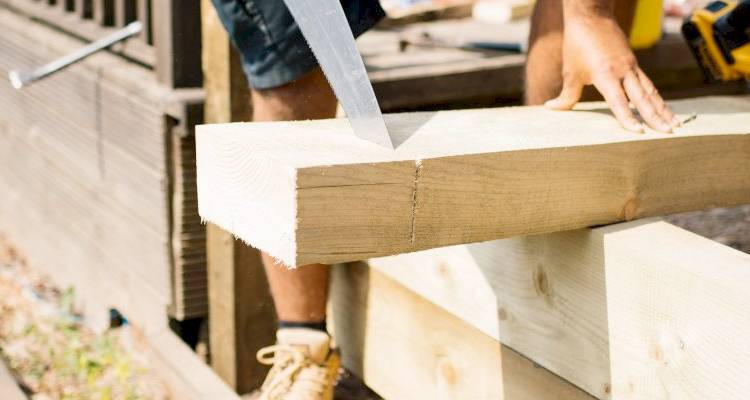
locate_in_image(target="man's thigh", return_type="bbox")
[211,0,385,90]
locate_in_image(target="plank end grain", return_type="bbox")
[196,126,299,266]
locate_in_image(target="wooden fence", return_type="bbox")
[0,0,202,89]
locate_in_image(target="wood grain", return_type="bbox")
[144,329,241,400]
[0,7,172,331]
[197,96,750,266]
[329,262,596,400]
[367,219,750,399]
[603,221,750,400]
[367,228,612,398]
[201,0,275,393]
[0,359,25,400]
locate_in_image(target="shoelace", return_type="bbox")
[257,344,330,400]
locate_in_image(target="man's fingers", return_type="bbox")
[636,68,679,127]
[544,75,584,110]
[623,71,672,132]
[593,75,644,133]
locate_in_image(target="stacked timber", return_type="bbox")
[0,7,176,330]
[197,96,750,399]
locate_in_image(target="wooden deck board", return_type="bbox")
[0,359,25,400]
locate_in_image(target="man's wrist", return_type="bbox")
[563,0,614,20]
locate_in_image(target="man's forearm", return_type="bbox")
[563,0,615,19]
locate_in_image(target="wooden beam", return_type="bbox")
[0,359,25,400]
[0,7,171,333]
[196,96,750,267]
[144,329,241,400]
[136,0,151,44]
[152,0,202,88]
[366,219,750,399]
[603,220,750,399]
[329,262,596,400]
[93,0,114,26]
[74,0,92,19]
[367,226,613,398]
[201,0,274,393]
[114,0,136,27]
[206,224,275,393]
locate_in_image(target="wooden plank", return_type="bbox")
[74,0,92,18]
[0,359,25,400]
[378,0,475,28]
[367,228,612,398]
[196,96,750,267]
[136,0,151,44]
[0,6,171,216]
[0,34,169,237]
[0,7,172,333]
[93,0,114,26]
[113,0,135,27]
[0,128,171,331]
[603,221,750,399]
[201,0,274,393]
[330,262,596,400]
[144,329,241,400]
[206,224,275,394]
[170,119,209,320]
[152,0,202,88]
[366,219,750,399]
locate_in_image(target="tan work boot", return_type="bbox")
[256,328,341,400]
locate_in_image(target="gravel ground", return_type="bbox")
[0,238,169,400]
[666,205,750,254]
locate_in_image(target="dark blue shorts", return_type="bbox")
[211,0,385,89]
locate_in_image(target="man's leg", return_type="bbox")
[251,67,337,325]
[525,0,637,105]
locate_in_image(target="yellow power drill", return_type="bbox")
[682,0,750,83]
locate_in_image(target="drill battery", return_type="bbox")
[682,0,750,82]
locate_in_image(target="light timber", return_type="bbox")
[144,329,241,400]
[603,221,750,399]
[366,219,750,399]
[367,227,612,398]
[0,358,25,400]
[0,7,172,332]
[197,96,750,266]
[329,262,597,400]
[201,0,276,393]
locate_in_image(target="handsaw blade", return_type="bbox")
[282,0,394,149]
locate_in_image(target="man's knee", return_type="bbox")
[251,68,337,121]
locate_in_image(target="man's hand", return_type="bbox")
[545,5,679,133]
